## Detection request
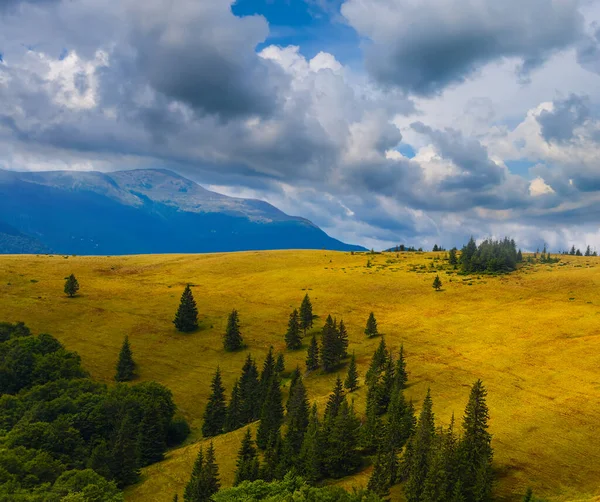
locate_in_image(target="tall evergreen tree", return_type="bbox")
[256,374,284,450]
[394,345,408,390]
[110,414,140,487]
[64,273,80,297]
[324,377,345,422]
[344,352,359,392]
[225,379,242,432]
[306,334,319,371]
[283,375,310,458]
[259,433,284,482]
[259,347,276,404]
[239,355,260,423]
[299,403,322,484]
[275,353,285,375]
[387,383,415,451]
[367,439,396,499]
[365,338,388,414]
[458,380,493,502]
[381,353,395,411]
[321,315,341,372]
[422,418,459,502]
[115,335,135,382]
[299,293,313,334]
[202,367,227,437]
[285,309,303,350]
[449,248,458,266]
[337,319,349,359]
[403,390,436,502]
[234,429,260,485]
[184,447,204,502]
[223,309,243,352]
[323,400,361,478]
[203,443,220,499]
[364,312,379,337]
[173,284,198,332]
[137,404,166,466]
[361,387,383,452]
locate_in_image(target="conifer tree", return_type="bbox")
[387,383,414,451]
[137,404,166,466]
[299,403,322,484]
[459,380,493,502]
[184,447,204,502]
[323,400,361,478]
[64,273,80,297]
[173,284,198,332]
[523,488,534,502]
[337,319,349,359]
[115,335,135,382]
[344,352,359,392]
[394,345,408,390]
[260,433,284,482]
[185,443,219,502]
[422,418,458,502]
[225,379,242,432]
[361,388,383,452]
[239,355,260,423]
[364,312,378,337]
[283,375,310,457]
[449,248,458,266]
[324,377,345,422]
[275,353,285,374]
[403,390,436,502]
[202,443,220,500]
[517,249,523,262]
[433,275,443,291]
[259,347,276,404]
[111,414,140,487]
[365,338,388,414]
[321,315,341,372]
[202,367,227,437]
[381,353,395,411]
[285,309,303,350]
[234,429,260,485]
[299,293,313,334]
[223,309,243,352]
[306,334,319,371]
[256,374,284,450]
[367,440,396,499]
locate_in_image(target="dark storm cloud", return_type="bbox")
[341,0,584,95]
[537,94,591,143]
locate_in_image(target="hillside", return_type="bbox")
[0,168,363,254]
[0,251,599,501]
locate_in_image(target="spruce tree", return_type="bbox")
[367,441,394,499]
[394,345,408,390]
[202,367,227,437]
[110,414,140,487]
[403,390,436,502]
[137,404,166,466]
[285,309,303,350]
[299,403,321,484]
[361,388,383,452]
[283,375,310,457]
[173,284,198,332]
[275,353,285,374]
[184,447,204,502]
[234,429,260,485]
[259,433,284,482]
[115,335,135,382]
[224,379,242,432]
[433,275,442,291]
[422,419,458,502]
[449,248,458,266]
[259,347,276,404]
[381,353,395,411]
[337,319,349,359]
[299,293,313,334]
[202,442,220,500]
[64,273,80,298]
[344,352,359,391]
[223,309,243,352]
[324,377,345,422]
[256,374,284,450]
[306,334,319,371]
[387,383,414,451]
[321,315,341,372]
[286,366,301,411]
[239,355,260,423]
[459,380,493,502]
[364,312,378,337]
[365,338,388,414]
[323,400,361,478]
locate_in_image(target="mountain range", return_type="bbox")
[0,168,363,254]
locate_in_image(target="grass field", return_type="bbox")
[1,250,600,502]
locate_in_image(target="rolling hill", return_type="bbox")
[0,168,363,254]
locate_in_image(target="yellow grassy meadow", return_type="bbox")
[0,250,599,501]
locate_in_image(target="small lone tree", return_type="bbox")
[174,284,198,332]
[64,274,79,298]
[433,275,442,291]
[115,336,135,382]
[364,312,378,338]
[344,352,359,392]
[299,294,313,334]
[285,309,302,350]
[223,309,243,351]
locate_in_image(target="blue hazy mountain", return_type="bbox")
[0,168,364,254]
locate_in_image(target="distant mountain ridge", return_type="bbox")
[0,168,364,255]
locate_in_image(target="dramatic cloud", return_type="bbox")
[537,94,591,143]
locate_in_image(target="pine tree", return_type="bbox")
[367,441,394,499]
[224,379,242,432]
[403,390,436,502]
[321,315,341,372]
[324,377,345,422]
[184,447,204,502]
[433,275,442,291]
[110,414,140,487]
[184,443,219,502]
[344,352,359,391]
[364,312,378,337]
[115,335,135,382]
[239,355,260,423]
[459,380,493,502]
[365,338,388,414]
[299,403,321,484]
[299,293,313,334]
[306,334,319,371]
[361,387,383,452]
[394,345,408,390]
[223,309,243,351]
[275,353,285,375]
[233,429,260,485]
[517,249,523,262]
[256,374,284,450]
[381,353,395,411]
[323,400,361,478]
[259,347,276,404]
[259,433,283,482]
[201,442,220,500]
[137,404,166,466]
[337,319,349,358]
[283,375,310,457]
[387,383,414,451]
[449,248,458,266]
[64,273,80,298]
[285,309,303,350]
[202,367,227,437]
[173,285,198,332]
[422,418,458,502]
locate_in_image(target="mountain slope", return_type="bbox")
[0,169,364,254]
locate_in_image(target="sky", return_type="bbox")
[2,0,600,251]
